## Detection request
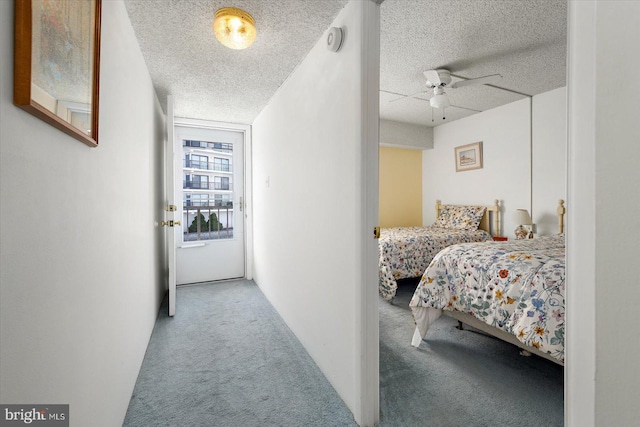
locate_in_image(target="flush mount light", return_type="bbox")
[213,7,256,50]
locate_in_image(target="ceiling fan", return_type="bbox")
[391,69,503,119]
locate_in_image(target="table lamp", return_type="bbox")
[514,209,533,239]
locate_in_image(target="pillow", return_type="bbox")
[434,205,486,231]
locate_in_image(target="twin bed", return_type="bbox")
[379,199,566,365]
[378,200,500,301]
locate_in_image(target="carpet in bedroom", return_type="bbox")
[379,278,564,427]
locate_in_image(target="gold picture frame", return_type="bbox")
[455,141,483,172]
[14,0,102,147]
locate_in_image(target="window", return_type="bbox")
[214,194,233,207]
[211,142,232,153]
[184,140,232,154]
[190,154,208,169]
[192,175,209,189]
[185,194,210,207]
[214,176,230,191]
[213,157,230,172]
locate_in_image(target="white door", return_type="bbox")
[173,121,245,285]
[164,95,177,316]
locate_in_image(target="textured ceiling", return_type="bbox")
[380,0,567,127]
[124,0,567,127]
[124,0,350,124]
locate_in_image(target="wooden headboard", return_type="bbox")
[435,199,501,236]
[557,199,566,233]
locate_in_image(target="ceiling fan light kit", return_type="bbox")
[429,87,450,109]
[390,68,504,121]
[213,7,257,50]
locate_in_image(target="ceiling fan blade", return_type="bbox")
[423,70,442,86]
[449,74,502,89]
[412,96,434,102]
[388,90,429,103]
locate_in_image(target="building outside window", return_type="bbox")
[191,174,209,189]
[185,194,209,207]
[190,154,208,169]
[213,157,230,172]
[214,176,230,191]
[214,194,233,207]
[182,139,234,240]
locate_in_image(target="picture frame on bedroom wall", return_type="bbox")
[14,0,102,147]
[454,141,483,172]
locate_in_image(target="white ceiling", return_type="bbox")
[380,0,567,127]
[124,0,567,128]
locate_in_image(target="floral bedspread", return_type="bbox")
[409,234,566,363]
[378,226,492,301]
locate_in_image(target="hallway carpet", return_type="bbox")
[124,280,356,427]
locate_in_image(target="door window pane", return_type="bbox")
[181,139,234,241]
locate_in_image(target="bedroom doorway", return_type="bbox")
[375,1,568,424]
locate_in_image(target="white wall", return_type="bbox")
[380,119,432,149]
[533,87,567,235]
[422,90,567,237]
[567,1,640,426]
[251,1,379,424]
[423,98,531,236]
[0,2,165,426]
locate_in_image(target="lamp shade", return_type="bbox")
[514,209,532,225]
[213,7,256,50]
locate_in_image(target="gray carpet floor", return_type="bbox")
[379,278,564,427]
[124,280,356,427]
[125,279,563,426]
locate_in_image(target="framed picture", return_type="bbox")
[454,141,483,172]
[14,0,102,147]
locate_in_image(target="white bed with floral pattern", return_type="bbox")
[409,233,566,365]
[378,200,500,301]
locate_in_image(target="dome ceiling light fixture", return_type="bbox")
[213,7,257,50]
[429,86,451,109]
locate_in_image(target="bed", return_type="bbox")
[379,200,501,301]
[409,200,567,365]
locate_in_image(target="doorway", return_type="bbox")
[173,120,247,285]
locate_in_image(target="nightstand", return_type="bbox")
[493,236,508,241]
